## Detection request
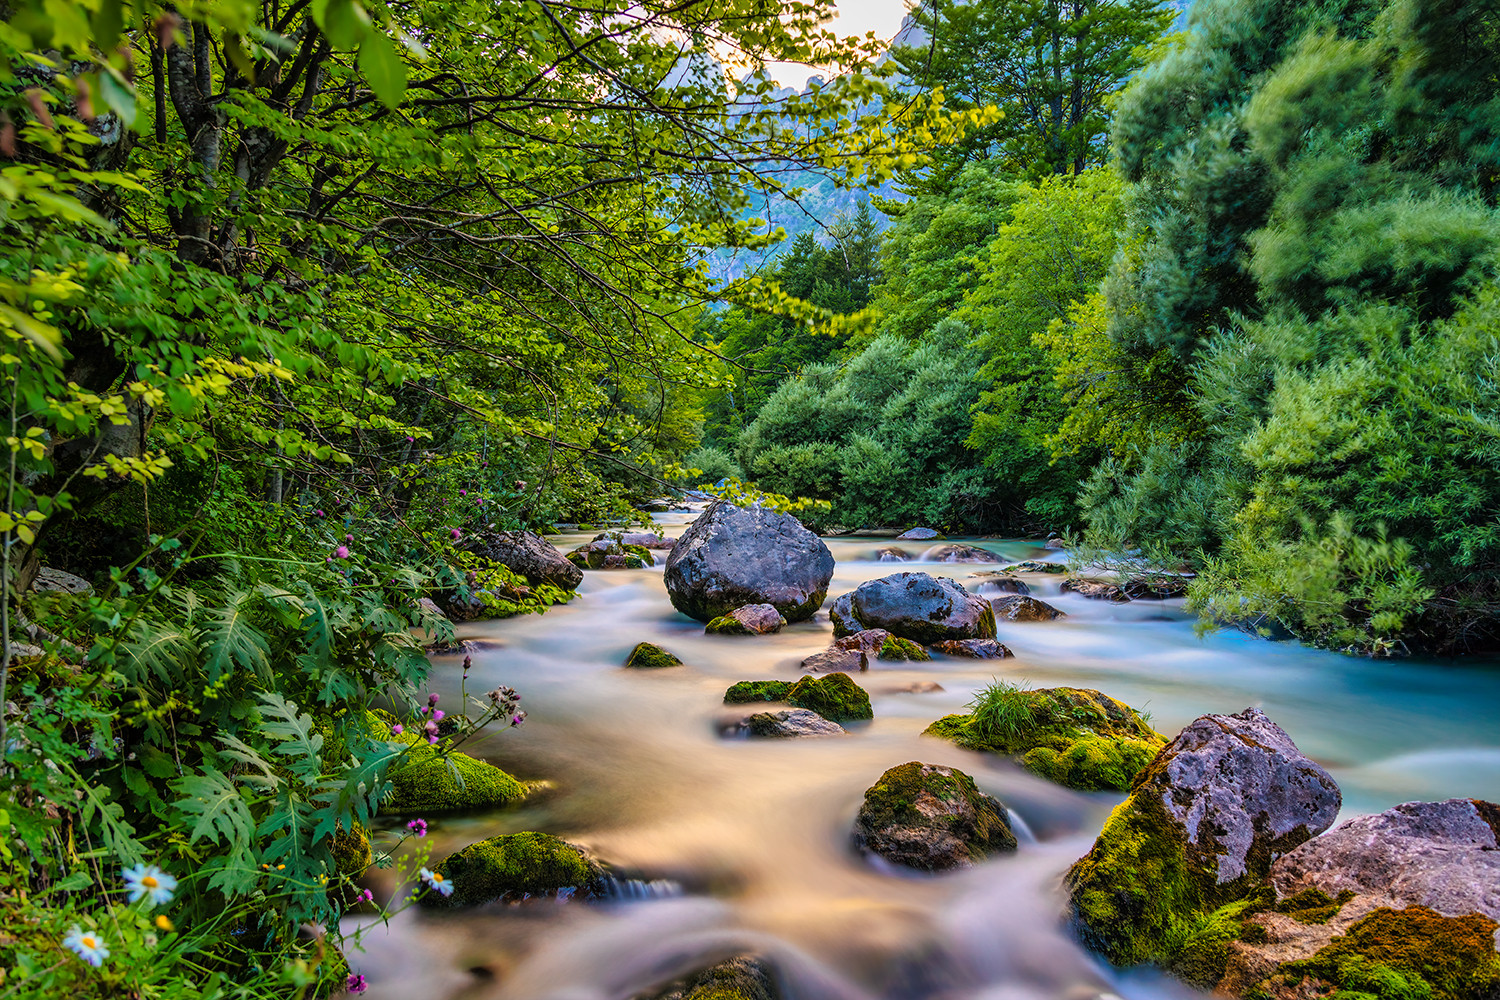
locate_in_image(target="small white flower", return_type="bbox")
[419,867,454,897]
[63,926,110,966]
[122,863,178,905]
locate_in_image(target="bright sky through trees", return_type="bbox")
[766,0,911,85]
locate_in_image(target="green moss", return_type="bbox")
[858,761,1017,859]
[924,686,1166,792]
[623,543,653,563]
[707,614,752,635]
[877,635,932,661]
[423,831,603,908]
[625,642,682,668]
[330,823,372,879]
[387,744,527,814]
[784,672,873,722]
[724,680,794,703]
[1166,895,1273,989]
[1276,887,1357,924]
[1262,907,1500,1000]
[567,551,590,568]
[678,958,777,1000]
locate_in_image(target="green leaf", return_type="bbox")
[199,589,272,682]
[171,768,254,848]
[90,0,125,52]
[358,30,407,109]
[318,0,371,51]
[256,692,325,783]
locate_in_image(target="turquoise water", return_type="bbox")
[343,519,1500,999]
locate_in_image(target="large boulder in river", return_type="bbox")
[853,762,1016,871]
[664,503,834,624]
[842,572,996,644]
[1218,798,1500,999]
[472,531,583,591]
[1065,708,1341,974]
[919,544,1001,563]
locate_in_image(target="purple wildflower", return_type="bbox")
[432,709,444,721]
[428,693,440,707]
[406,819,427,837]
[391,724,403,735]
[347,973,368,994]
[450,528,462,540]
[334,545,350,559]
[355,888,374,905]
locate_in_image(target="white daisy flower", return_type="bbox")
[419,867,454,897]
[63,926,110,967]
[122,863,178,905]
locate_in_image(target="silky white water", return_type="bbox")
[344,517,1500,1000]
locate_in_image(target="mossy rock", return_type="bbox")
[785,672,872,722]
[640,956,779,1000]
[923,687,1165,792]
[852,761,1016,871]
[330,823,373,880]
[706,614,750,635]
[878,635,931,661]
[724,680,793,703]
[387,743,527,814]
[422,831,606,908]
[625,641,683,668]
[1258,906,1500,1000]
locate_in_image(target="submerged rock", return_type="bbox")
[388,744,528,814]
[705,603,787,635]
[1060,578,1130,602]
[800,647,867,673]
[625,642,683,669]
[919,544,1001,563]
[930,638,1011,659]
[896,527,944,541]
[472,531,583,591]
[637,956,780,1000]
[876,546,912,562]
[744,709,846,738]
[785,672,872,722]
[422,831,606,908]
[852,761,1016,871]
[841,572,996,644]
[925,687,1161,791]
[664,503,834,623]
[991,595,1066,622]
[724,680,793,704]
[1064,708,1340,977]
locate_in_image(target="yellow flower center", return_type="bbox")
[142,875,159,888]
[81,936,97,949]
[433,873,445,883]
[155,915,174,932]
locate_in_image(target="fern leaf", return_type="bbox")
[119,621,199,686]
[256,692,324,784]
[217,733,280,790]
[200,589,273,682]
[172,767,255,848]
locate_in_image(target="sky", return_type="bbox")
[764,0,914,87]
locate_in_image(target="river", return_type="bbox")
[344,516,1500,1000]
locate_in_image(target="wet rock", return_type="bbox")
[919,544,1002,563]
[422,831,607,908]
[569,537,652,569]
[625,642,683,669]
[852,761,1016,871]
[1065,708,1340,972]
[744,709,846,738]
[890,681,945,694]
[416,596,448,620]
[799,647,868,673]
[1001,561,1067,574]
[930,639,1011,659]
[724,680,793,703]
[388,743,527,814]
[426,637,502,655]
[843,572,996,645]
[664,503,834,624]
[834,628,893,657]
[896,527,944,541]
[1060,578,1130,602]
[1044,537,1067,550]
[1121,575,1191,600]
[991,595,1066,622]
[785,672,872,722]
[472,531,584,591]
[32,567,92,595]
[705,603,787,635]
[968,574,1030,596]
[638,956,780,1000]
[618,531,676,550]
[926,687,1161,791]
[876,546,912,562]
[828,592,860,638]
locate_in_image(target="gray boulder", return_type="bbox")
[853,762,1017,871]
[969,574,1030,595]
[843,572,996,644]
[829,592,860,637]
[919,544,1001,563]
[896,527,944,541]
[931,639,1012,658]
[473,531,583,591]
[991,595,1066,622]
[800,648,868,673]
[744,709,846,738]
[33,567,93,595]
[875,546,912,562]
[664,503,834,623]
[619,531,675,550]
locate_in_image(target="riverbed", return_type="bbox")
[345,518,1500,1000]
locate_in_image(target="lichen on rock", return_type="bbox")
[422,831,606,908]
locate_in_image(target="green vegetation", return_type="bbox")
[785,673,874,723]
[925,683,1165,791]
[724,681,795,704]
[424,832,602,909]
[386,744,527,814]
[625,643,684,669]
[878,635,932,661]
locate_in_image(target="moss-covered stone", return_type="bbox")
[784,672,873,722]
[423,831,605,908]
[923,687,1165,792]
[853,761,1016,870]
[625,642,682,668]
[1274,887,1356,925]
[640,956,779,1000]
[1256,906,1500,1000]
[387,743,527,814]
[724,680,793,703]
[877,635,931,661]
[330,823,372,880]
[706,614,751,635]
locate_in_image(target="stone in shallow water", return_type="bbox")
[785,671,872,722]
[800,647,867,673]
[705,603,786,635]
[852,761,1016,871]
[421,831,606,908]
[919,543,1001,563]
[743,709,846,738]
[930,638,1011,658]
[991,595,1066,622]
[635,956,780,1000]
[664,503,834,623]
[845,572,996,644]
[1060,578,1130,602]
[896,527,944,541]
[876,546,912,562]
[625,642,682,668]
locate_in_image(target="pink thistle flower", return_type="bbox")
[459,490,468,496]
[428,693,440,706]
[406,818,427,837]
[432,709,444,721]
[315,509,325,517]
[450,528,462,540]
[334,546,350,559]
[391,724,403,735]
[347,973,368,993]
[345,533,354,542]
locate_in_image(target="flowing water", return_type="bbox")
[346,516,1500,1000]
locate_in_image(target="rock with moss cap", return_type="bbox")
[568,537,651,569]
[925,686,1162,792]
[637,956,780,1000]
[705,604,787,635]
[1064,708,1340,980]
[724,680,793,704]
[664,502,834,623]
[625,642,683,669]
[785,672,872,722]
[1001,561,1066,574]
[841,572,996,644]
[744,709,846,738]
[1060,578,1130,602]
[990,595,1065,622]
[330,823,373,880]
[852,761,1016,871]
[387,743,528,814]
[421,831,607,908]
